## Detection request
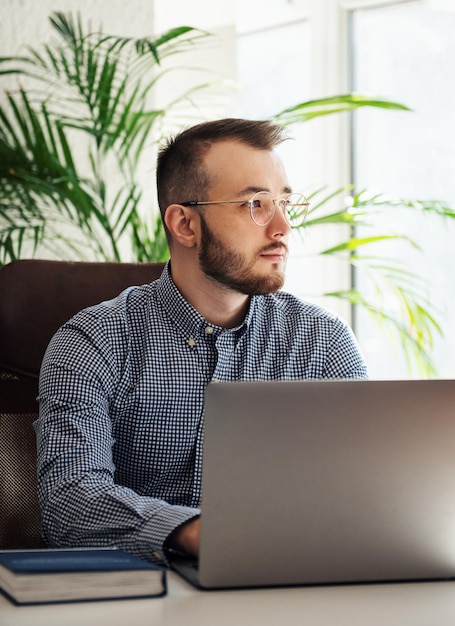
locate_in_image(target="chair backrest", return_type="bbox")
[0,259,165,549]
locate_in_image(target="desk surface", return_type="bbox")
[2,571,455,626]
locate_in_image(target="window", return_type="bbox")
[350,0,455,378]
[236,1,353,319]
[236,0,455,378]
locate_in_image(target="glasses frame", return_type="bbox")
[179,191,310,227]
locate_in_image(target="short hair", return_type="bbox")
[156,118,288,242]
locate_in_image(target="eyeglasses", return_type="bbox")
[179,191,310,227]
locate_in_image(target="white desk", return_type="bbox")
[2,572,455,626]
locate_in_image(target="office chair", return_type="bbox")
[0,259,165,549]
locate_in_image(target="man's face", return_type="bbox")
[196,140,292,296]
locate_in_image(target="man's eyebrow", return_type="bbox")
[234,186,264,197]
[234,185,293,196]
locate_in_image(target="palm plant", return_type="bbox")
[1,12,454,376]
[0,12,212,263]
[273,98,455,376]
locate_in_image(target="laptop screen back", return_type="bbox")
[197,379,455,588]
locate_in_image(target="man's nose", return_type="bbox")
[267,202,292,238]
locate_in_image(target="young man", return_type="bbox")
[36,118,367,565]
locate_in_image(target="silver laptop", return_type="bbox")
[171,379,455,589]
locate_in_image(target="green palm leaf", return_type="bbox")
[274,94,411,124]
[0,11,211,264]
[292,185,452,376]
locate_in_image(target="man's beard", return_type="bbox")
[198,215,287,295]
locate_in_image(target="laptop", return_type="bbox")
[170,379,455,589]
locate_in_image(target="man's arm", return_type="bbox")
[36,321,201,566]
[166,517,201,556]
[324,320,368,380]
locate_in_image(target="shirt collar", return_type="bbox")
[155,261,256,339]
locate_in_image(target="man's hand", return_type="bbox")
[168,517,200,556]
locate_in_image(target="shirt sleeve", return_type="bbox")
[324,318,369,380]
[35,320,200,566]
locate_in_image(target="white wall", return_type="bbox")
[1,0,156,56]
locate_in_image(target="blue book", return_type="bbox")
[0,547,166,604]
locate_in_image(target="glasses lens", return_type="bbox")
[284,193,309,227]
[250,192,274,225]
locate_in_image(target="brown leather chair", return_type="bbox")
[0,259,165,549]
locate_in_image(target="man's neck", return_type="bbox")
[169,261,250,329]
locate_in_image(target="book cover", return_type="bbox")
[0,547,166,605]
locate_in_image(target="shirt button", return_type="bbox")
[205,326,214,334]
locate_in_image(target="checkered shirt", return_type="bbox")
[36,262,367,565]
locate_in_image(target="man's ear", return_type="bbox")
[164,204,199,248]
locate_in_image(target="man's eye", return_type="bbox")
[250,199,262,209]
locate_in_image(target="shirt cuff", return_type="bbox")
[125,504,201,566]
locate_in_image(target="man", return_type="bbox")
[36,118,367,565]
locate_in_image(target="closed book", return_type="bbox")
[0,547,166,604]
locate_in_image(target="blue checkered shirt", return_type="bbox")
[36,262,367,565]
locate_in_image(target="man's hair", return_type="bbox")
[156,118,288,241]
